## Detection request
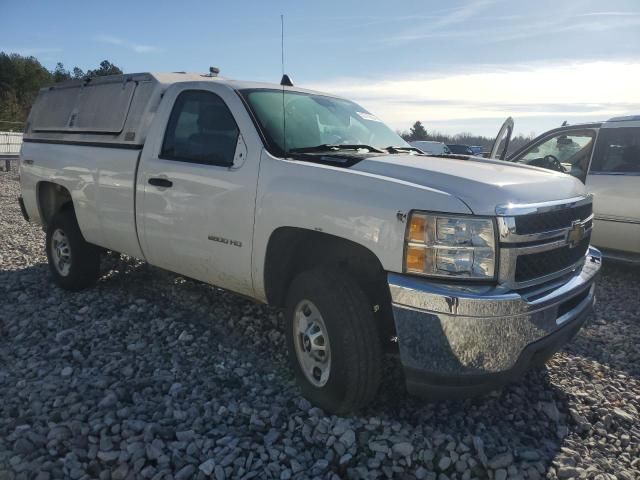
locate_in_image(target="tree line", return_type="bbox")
[399,120,535,154]
[0,52,122,129]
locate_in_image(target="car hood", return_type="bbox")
[350,154,587,216]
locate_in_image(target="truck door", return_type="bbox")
[136,82,259,297]
[586,124,640,257]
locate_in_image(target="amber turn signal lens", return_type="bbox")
[406,245,426,272]
[408,214,427,242]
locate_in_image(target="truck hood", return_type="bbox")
[350,154,586,216]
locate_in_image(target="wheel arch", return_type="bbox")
[263,227,397,348]
[36,181,74,227]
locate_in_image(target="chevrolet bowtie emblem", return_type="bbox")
[567,220,586,248]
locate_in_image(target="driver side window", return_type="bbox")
[161,90,239,166]
[517,130,596,181]
[590,127,640,174]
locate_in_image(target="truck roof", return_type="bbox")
[151,72,327,95]
[34,71,325,95]
[24,72,331,148]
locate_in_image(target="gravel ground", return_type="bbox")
[0,167,638,480]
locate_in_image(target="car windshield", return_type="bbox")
[240,89,409,156]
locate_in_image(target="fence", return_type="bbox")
[0,131,23,171]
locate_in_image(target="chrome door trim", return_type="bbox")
[588,171,640,176]
[594,215,640,225]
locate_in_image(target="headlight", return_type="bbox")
[404,212,496,279]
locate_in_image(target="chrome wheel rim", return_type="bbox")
[51,229,72,277]
[293,300,331,387]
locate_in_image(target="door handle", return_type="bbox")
[148,177,173,188]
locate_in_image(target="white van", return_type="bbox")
[410,140,450,155]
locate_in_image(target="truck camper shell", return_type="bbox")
[25,72,229,148]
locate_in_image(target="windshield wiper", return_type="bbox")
[289,144,384,154]
[384,146,422,154]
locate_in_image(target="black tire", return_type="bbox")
[285,268,382,414]
[45,209,101,291]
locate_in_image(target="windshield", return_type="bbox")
[240,89,409,155]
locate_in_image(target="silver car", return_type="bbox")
[503,116,640,262]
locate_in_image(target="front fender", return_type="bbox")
[251,151,471,301]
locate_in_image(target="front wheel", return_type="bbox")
[46,209,101,291]
[285,268,382,414]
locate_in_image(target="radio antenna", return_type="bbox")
[281,14,285,78]
[280,14,287,158]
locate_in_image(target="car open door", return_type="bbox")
[489,117,514,160]
[507,126,599,181]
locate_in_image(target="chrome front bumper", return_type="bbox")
[388,247,602,398]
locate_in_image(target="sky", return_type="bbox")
[2,0,640,137]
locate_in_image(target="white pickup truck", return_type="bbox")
[18,71,601,413]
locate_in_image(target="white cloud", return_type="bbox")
[385,0,498,43]
[307,61,640,135]
[430,0,497,28]
[94,35,159,54]
[383,8,640,44]
[578,11,640,17]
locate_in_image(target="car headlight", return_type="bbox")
[404,212,496,279]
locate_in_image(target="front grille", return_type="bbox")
[515,203,592,234]
[515,235,590,282]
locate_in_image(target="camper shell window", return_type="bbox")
[31,79,137,134]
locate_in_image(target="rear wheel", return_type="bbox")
[46,209,101,291]
[285,268,382,414]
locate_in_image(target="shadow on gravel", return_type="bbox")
[367,357,570,467]
[565,262,640,379]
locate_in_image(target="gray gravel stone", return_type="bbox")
[111,464,129,480]
[494,469,507,480]
[613,408,635,423]
[557,466,580,479]
[12,438,33,455]
[174,464,196,480]
[438,456,452,471]
[541,401,561,422]
[392,441,414,457]
[339,429,356,448]
[97,451,120,462]
[199,459,215,476]
[214,465,225,480]
[175,430,195,442]
[488,452,513,469]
